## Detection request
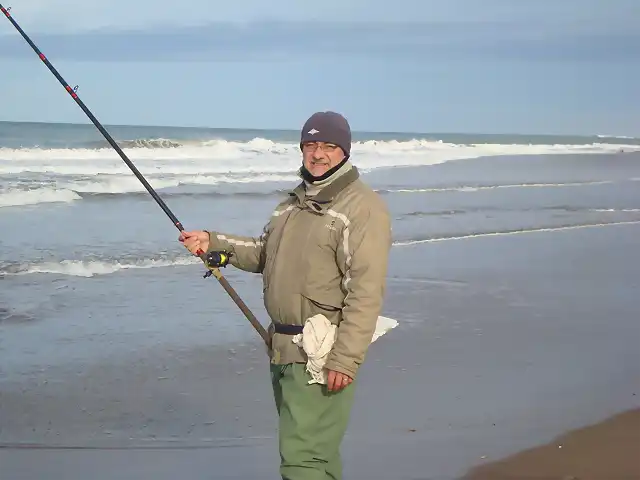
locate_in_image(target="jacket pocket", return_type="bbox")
[300,290,344,325]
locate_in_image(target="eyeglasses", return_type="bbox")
[301,142,339,153]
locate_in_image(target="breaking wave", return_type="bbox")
[0,256,201,277]
[117,138,186,149]
[3,219,639,278]
[0,188,82,207]
[2,177,638,209]
[596,134,637,140]
[393,220,640,246]
[1,138,638,176]
[1,137,638,208]
[396,206,640,219]
[377,180,623,194]
[0,173,296,207]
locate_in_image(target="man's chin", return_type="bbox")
[308,165,330,177]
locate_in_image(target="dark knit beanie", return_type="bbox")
[299,111,352,158]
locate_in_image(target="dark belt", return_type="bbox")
[273,323,304,335]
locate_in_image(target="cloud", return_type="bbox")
[0,18,638,64]
[2,0,440,33]
[0,0,637,64]
[1,0,638,34]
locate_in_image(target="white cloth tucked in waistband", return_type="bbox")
[292,314,337,385]
[292,314,399,385]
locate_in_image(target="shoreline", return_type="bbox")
[461,407,640,480]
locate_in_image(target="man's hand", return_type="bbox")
[326,369,353,392]
[178,230,210,255]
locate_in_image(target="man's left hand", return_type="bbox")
[327,369,353,392]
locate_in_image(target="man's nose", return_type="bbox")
[312,149,326,160]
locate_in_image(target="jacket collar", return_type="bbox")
[289,165,359,213]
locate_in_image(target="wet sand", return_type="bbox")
[2,223,639,479]
[463,407,640,480]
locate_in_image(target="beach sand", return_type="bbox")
[2,223,639,479]
[462,407,640,480]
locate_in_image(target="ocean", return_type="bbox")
[1,121,638,279]
[1,120,639,479]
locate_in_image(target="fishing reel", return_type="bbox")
[203,250,233,278]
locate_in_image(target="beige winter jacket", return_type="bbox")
[204,162,392,378]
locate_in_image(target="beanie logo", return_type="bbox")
[307,128,319,135]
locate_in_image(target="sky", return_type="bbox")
[0,0,638,135]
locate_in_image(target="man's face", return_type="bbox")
[301,141,345,178]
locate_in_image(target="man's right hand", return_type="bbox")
[179,230,210,255]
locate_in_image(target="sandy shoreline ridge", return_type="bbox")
[461,407,640,480]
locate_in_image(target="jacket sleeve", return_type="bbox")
[324,199,392,378]
[204,222,270,274]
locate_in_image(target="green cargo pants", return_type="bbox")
[270,362,356,480]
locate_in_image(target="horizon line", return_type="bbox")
[0,119,627,139]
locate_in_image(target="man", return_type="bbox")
[179,111,392,480]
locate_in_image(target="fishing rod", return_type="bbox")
[1,4,270,347]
